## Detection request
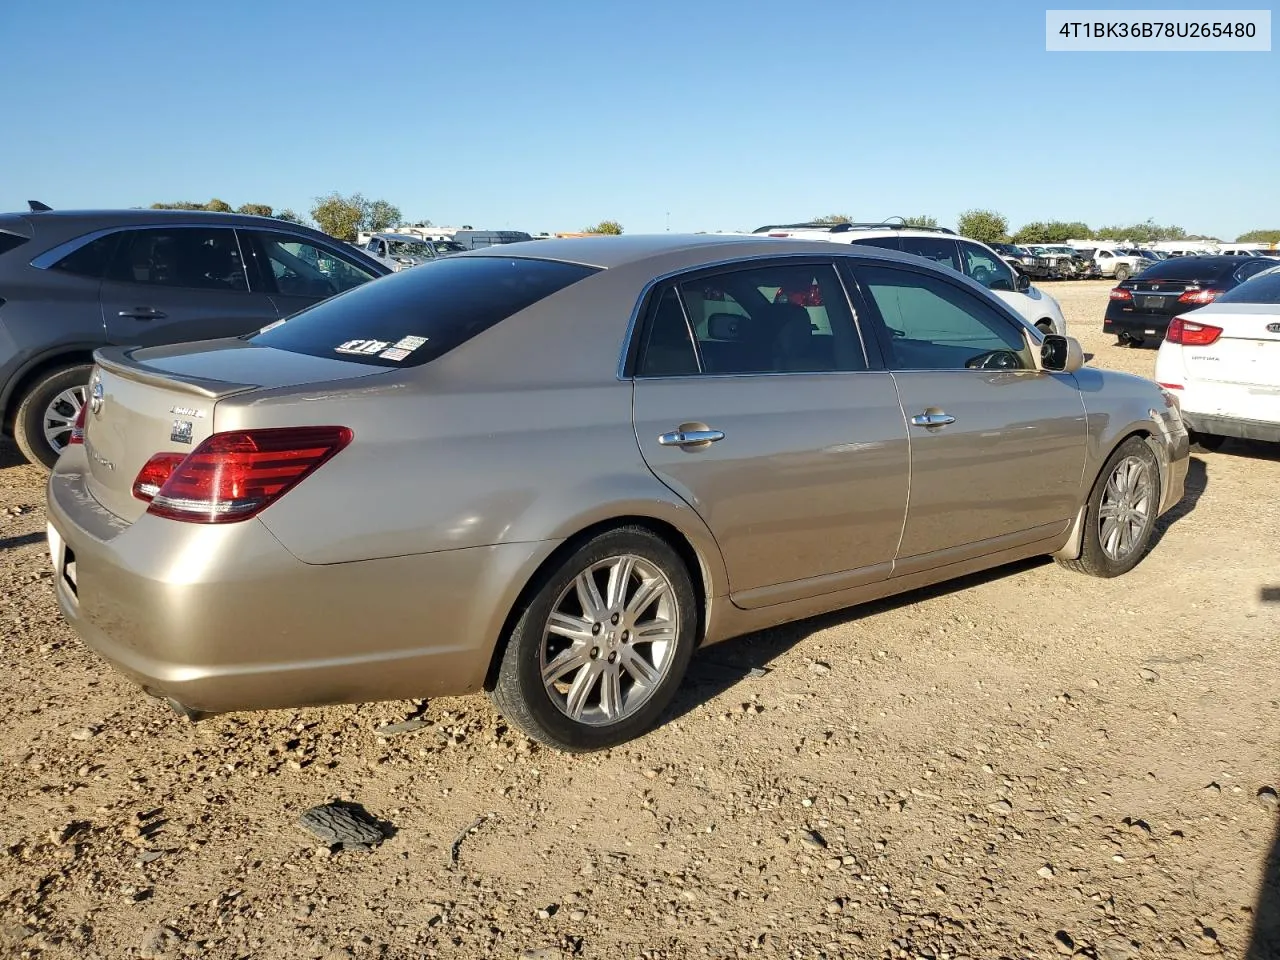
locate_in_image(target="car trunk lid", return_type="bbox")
[1181,305,1280,389]
[83,339,387,522]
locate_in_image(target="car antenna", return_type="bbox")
[28,200,53,212]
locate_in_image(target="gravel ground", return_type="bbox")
[1,280,1277,960]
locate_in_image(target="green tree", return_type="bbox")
[811,214,853,224]
[584,220,624,235]
[1093,219,1186,243]
[365,198,403,232]
[204,198,233,213]
[902,214,938,228]
[1236,229,1280,244]
[310,193,365,240]
[955,209,1009,244]
[1012,220,1092,244]
[236,203,273,217]
[150,201,204,210]
[274,209,304,224]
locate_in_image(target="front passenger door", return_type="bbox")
[849,262,1087,573]
[244,231,382,319]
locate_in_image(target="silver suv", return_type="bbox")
[0,204,390,466]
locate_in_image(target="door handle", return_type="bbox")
[118,308,167,320]
[658,428,725,447]
[910,412,956,428]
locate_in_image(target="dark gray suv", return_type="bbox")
[0,205,391,467]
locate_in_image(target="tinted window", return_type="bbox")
[1217,268,1280,303]
[959,241,1017,291]
[900,237,960,272]
[108,228,247,291]
[673,262,865,374]
[0,232,29,257]
[856,264,1031,371]
[1136,257,1233,283]
[253,233,378,297]
[252,256,598,368]
[51,232,120,277]
[1234,258,1274,283]
[851,236,902,252]
[636,287,699,376]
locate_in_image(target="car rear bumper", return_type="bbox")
[45,454,557,715]
[1103,313,1173,340]
[1182,412,1280,444]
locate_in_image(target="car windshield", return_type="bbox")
[384,239,430,258]
[251,256,600,367]
[1215,268,1280,303]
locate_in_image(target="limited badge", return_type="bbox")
[170,420,194,444]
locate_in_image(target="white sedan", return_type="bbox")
[1154,266,1280,450]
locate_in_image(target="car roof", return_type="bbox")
[461,233,932,270]
[1,208,316,230]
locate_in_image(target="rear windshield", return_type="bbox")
[0,232,29,257]
[1136,257,1233,283]
[1216,269,1280,304]
[251,256,599,367]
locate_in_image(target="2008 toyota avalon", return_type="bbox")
[46,235,1189,751]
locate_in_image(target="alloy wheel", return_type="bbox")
[42,386,87,453]
[1098,455,1154,561]
[540,555,679,726]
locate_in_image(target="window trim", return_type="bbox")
[845,260,1038,375]
[624,256,874,380]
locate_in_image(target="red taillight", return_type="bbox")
[1177,288,1223,305]
[1109,287,1132,301]
[140,426,352,524]
[132,453,187,501]
[1166,316,1223,346]
[69,403,88,445]
[1157,382,1184,390]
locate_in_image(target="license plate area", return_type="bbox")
[1142,296,1168,309]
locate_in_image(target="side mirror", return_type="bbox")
[1040,334,1085,373]
[1015,272,1032,292]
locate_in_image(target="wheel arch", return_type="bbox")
[481,513,718,691]
[1053,427,1158,561]
[2,347,99,434]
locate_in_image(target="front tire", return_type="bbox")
[489,527,698,752]
[13,364,93,469]
[1057,437,1161,578]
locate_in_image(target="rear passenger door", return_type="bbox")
[629,259,909,608]
[100,227,278,346]
[900,236,962,275]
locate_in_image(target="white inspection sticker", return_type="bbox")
[335,339,390,356]
[393,335,428,351]
[378,347,412,361]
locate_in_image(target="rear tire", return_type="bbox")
[1057,437,1161,579]
[1114,265,1132,282]
[13,364,93,469]
[1189,431,1225,453]
[489,526,698,752]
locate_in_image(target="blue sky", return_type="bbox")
[1,0,1274,238]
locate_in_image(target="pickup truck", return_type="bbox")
[1086,248,1154,282]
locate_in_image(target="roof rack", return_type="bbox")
[752,219,955,236]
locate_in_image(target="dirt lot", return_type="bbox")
[1,280,1277,960]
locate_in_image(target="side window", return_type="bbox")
[51,232,122,278]
[107,229,247,291]
[1099,250,1113,259]
[855,264,1032,371]
[959,241,1016,291]
[636,287,699,377]
[253,233,378,297]
[676,262,865,374]
[900,237,960,272]
[1236,259,1272,282]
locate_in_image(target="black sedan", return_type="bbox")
[1103,255,1278,346]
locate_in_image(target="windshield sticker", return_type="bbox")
[335,339,391,356]
[378,347,412,362]
[393,335,428,351]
